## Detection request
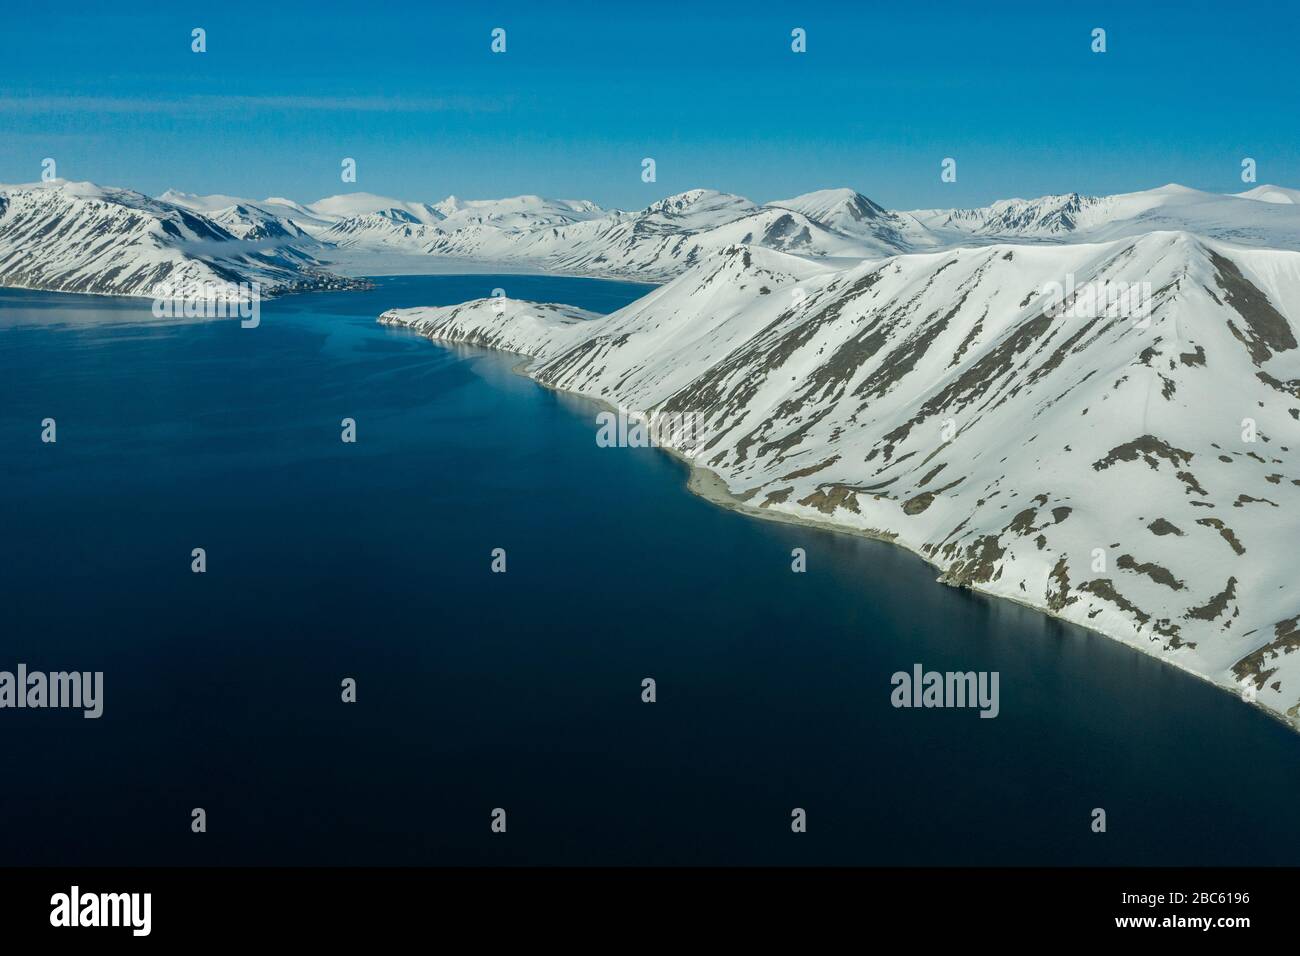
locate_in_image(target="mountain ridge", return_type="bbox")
[0,180,362,299]
[379,232,1300,730]
[6,178,1300,298]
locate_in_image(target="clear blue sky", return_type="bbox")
[1,0,1295,209]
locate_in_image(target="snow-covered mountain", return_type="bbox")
[433,194,607,229]
[156,185,932,281]
[0,181,362,299]
[529,190,897,280]
[381,235,1300,730]
[162,188,447,230]
[312,187,905,281]
[911,192,1101,238]
[1236,184,1300,205]
[8,175,1300,305]
[305,192,447,226]
[767,187,937,251]
[286,181,1300,279]
[910,184,1300,250]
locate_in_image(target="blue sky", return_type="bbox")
[1,0,1296,209]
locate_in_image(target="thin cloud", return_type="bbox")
[0,94,508,114]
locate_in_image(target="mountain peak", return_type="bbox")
[307,192,444,226]
[637,190,758,231]
[656,187,723,203]
[1235,184,1300,205]
[769,188,890,222]
[764,188,912,249]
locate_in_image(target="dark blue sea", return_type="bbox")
[3,275,1298,865]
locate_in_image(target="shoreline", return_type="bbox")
[323,251,668,287]
[1,264,657,305]
[680,454,1295,734]
[0,277,374,303]
[490,347,1298,736]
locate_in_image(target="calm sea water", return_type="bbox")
[2,275,1298,866]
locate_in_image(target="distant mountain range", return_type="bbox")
[4,178,1300,298]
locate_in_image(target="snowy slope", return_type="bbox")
[1236,185,1300,205]
[313,192,618,270]
[766,187,939,251]
[298,188,898,279]
[290,182,1300,280]
[433,194,607,229]
[911,185,1300,250]
[162,189,452,242]
[10,176,1300,304]
[381,237,1300,729]
[159,189,334,238]
[145,180,1300,285]
[306,192,447,226]
[531,200,890,280]
[340,188,896,281]
[0,181,361,298]
[911,192,1101,238]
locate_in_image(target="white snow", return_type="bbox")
[0,180,358,299]
[381,234,1300,731]
[1235,185,1300,205]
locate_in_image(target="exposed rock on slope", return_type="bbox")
[0,181,362,299]
[381,237,1300,728]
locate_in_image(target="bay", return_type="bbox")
[2,275,1297,865]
